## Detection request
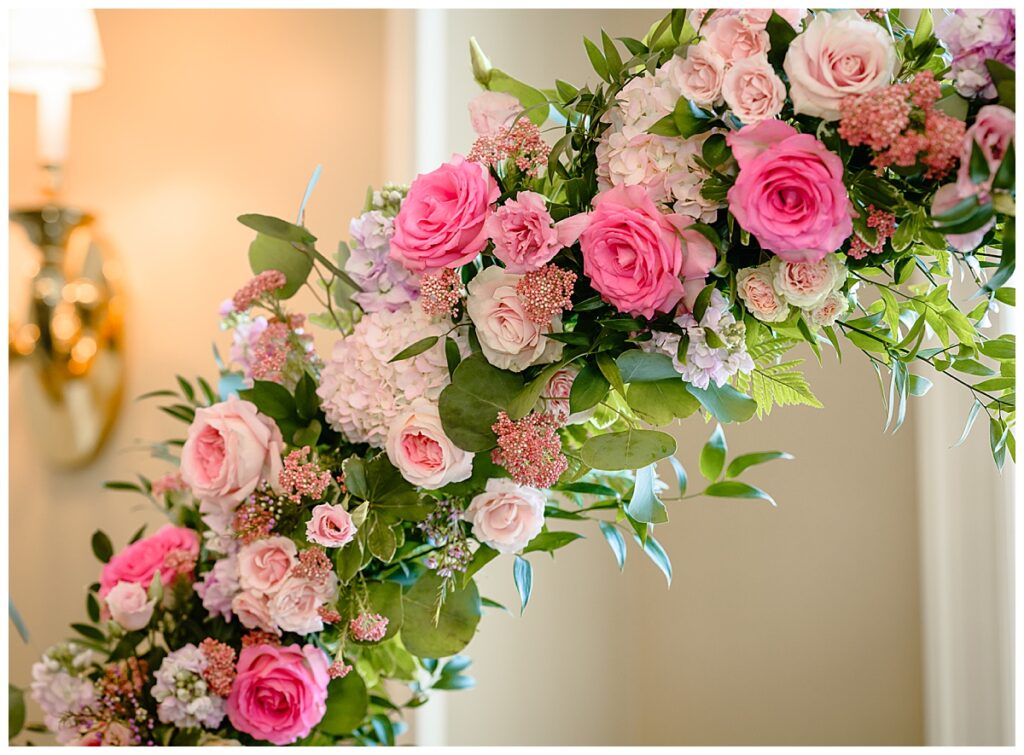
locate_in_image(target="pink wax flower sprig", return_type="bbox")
[848,205,897,260]
[468,119,550,177]
[516,265,577,325]
[490,410,568,488]
[349,613,389,643]
[419,268,464,318]
[232,270,287,313]
[279,446,333,504]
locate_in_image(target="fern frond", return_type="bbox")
[747,360,823,417]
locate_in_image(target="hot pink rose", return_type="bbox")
[703,14,769,64]
[958,105,1015,193]
[484,191,586,273]
[726,120,853,263]
[104,581,156,631]
[180,396,284,509]
[306,503,357,548]
[236,536,297,595]
[783,10,897,121]
[99,525,199,597]
[464,478,546,554]
[578,185,717,318]
[389,155,499,274]
[226,643,330,745]
[468,91,520,136]
[386,397,473,488]
[722,54,786,124]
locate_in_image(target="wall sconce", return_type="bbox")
[8,9,125,466]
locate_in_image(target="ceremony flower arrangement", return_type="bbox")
[16,8,1016,746]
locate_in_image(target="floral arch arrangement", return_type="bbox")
[17,8,1015,746]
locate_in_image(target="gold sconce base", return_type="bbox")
[9,206,125,467]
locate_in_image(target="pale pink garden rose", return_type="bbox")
[931,183,995,252]
[306,503,357,548]
[465,266,564,372]
[226,643,330,745]
[770,254,846,309]
[736,266,790,323]
[267,574,338,635]
[468,91,520,136]
[661,43,726,108]
[386,397,474,488]
[537,367,596,426]
[180,396,284,509]
[389,155,499,274]
[722,53,786,124]
[738,8,808,31]
[104,581,156,631]
[808,290,850,327]
[578,185,717,319]
[958,105,1015,194]
[99,525,200,598]
[464,478,546,554]
[783,10,897,121]
[703,14,769,64]
[231,592,277,634]
[236,536,297,595]
[726,120,853,262]
[484,191,586,273]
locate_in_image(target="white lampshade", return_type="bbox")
[9,8,105,94]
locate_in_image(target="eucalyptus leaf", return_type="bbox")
[319,671,369,736]
[580,428,677,471]
[402,573,482,659]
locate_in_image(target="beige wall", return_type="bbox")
[10,8,928,746]
[8,5,390,721]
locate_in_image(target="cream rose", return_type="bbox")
[663,43,726,108]
[105,581,156,631]
[466,266,563,372]
[464,478,546,554]
[736,266,790,323]
[722,54,786,124]
[386,397,474,488]
[808,290,849,327]
[783,10,897,121]
[770,254,846,309]
[236,537,297,595]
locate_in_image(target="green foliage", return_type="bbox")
[438,354,524,452]
[580,428,677,471]
[733,337,821,418]
[9,685,25,740]
[401,573,482,659]
[91,530,113,563]
[320,672,369,736]
[513,556,533,612]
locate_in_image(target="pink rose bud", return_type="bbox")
[104,581,156,631]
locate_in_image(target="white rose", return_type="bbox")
[808,290,850,327]
[105,581,156,631]
[466,266,563,372]
[783,10,897,121]
[736,266,790,323]
[464,478,546,554]
[770,254,846,308]
[664,42,726,108]
[722,54,786,124]
[386,397,474,488]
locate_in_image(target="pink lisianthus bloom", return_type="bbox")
[578,185,716,319]
[484,191,586,273]
[726,120,853,263]
[99,525,199,598]
[225,643,330,745]
[180,396,284,509]
[389,155,499,274]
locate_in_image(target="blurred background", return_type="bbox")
[7,8,1014,746]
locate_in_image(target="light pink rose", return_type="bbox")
[770,254,846,308]
[578,185,717,319]
[739,9,807,31]
[722,54,786,124]
[958,105,1015,193]
[808,290,849,327]
[236,536,297,595]
[468,91,521,136]
[180,396,284,509]
[226,643,330,745]
[231,591,277,634]
[931,183,995,252]
[703,15,769,64]
[466,266,564,372]
[306,503,357,548]
[664,43,726,108]
[783,10,897,121]
[736,266,790,322]
[386,397,474,488]
[389,155,499,274]
[99,525,199,598]
[267,574,337,635]
[484,191,585,273]
[104,581,156,631]
[537,367,596,426]
[464,478,546,554]
[726,120,853,262]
